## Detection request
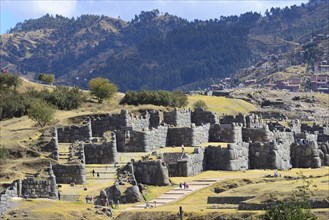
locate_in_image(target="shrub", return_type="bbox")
[89,77,118,103]
[45,86,85,110]
[120,90,188,107]
[27,99,55,127]
[38,73,55,85]
[0,92,31,119]
[192,100,208,110]
[0,74,21,90]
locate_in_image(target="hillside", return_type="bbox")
[1,0,328,91]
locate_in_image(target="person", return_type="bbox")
[58,191,61,200]
[97,172,100,178]
[92,169,95,177]
[85,195,89,203]
[154,201,157,208]
[90,196,93,204]
[274,171,278,177]
[179,182,182,189]
[106,165,108,170]
[183,182,187,189]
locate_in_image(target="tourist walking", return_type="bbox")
[92,169,95,177]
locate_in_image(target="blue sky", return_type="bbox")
[1,0,308,34]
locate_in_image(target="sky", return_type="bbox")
[1,0,308,34]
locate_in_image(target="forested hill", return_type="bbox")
[1,0,328,91]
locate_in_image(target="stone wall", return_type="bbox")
[104,183,142,204]
[53,163,86,185]
[164,147,204,177]
[0,180,19,217]
[57,124,91,143]
[163,108,191,127]
[204,143,249,171]
[133,160,170,186]
[220,114,246,127]
[318,134,329,143]
[301,123,329,134]
[191,109,219,126]
[208,196,254,204]
[21,163,57,199]
[249,141,291,170]
[242,125,271,143]
[91,110,130,137]
[210,123,242,143]
[84,132,118,164]
[22,176,57,199]
[291,140,321,168]
[318,142,329,166]
[116,126,168,152]
[167,124,209,146]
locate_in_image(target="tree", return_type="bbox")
[38,73,55,85]
[89,77,118,103]
[192,100,208,110]
[27,99,55,127]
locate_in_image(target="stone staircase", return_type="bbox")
[57,143,80,163]
[126,178,219,210]
[85,165,117,184]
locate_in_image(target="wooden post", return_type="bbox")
[179,206,183,220]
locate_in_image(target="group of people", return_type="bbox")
[92,169,100,178]
[179,182,189,189]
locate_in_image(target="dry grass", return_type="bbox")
[187,95,257,115]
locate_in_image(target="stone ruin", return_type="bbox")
[2,108,328,208]
[34,109,329,183]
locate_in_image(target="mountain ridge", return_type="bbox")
[1,0,328,91]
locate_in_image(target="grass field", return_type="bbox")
[187,95,258,115]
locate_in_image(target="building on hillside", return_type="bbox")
[274,77,301,92]
[310,75,329,93]
[244,79,257,87]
